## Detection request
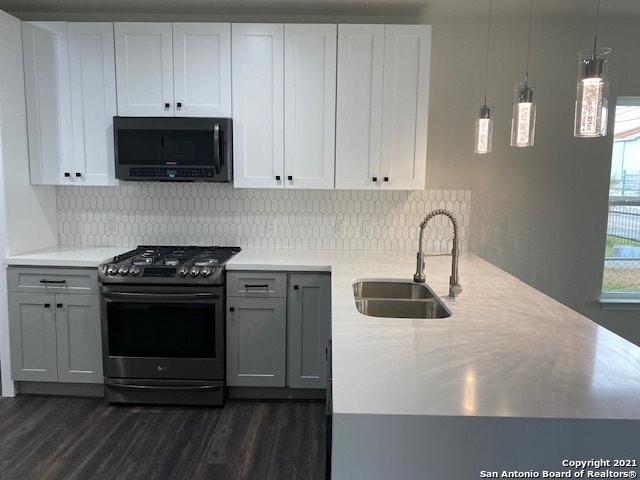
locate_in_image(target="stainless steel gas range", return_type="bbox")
[98,245,240,406]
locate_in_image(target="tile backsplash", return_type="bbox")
[56,185,471,252]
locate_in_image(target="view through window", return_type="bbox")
[602,97,640,298]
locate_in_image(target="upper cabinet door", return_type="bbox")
[335,24,385,190]
[172,23,231,117]
[380,25,431,190]
[22,21,73,185]
[68,23,118,186]
[284,24,336,190]
[114,22,174,116]
[232,24,285,189]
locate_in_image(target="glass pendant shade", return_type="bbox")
[574,47,610,137]
[474,105,493,154]
[510,82,536,147]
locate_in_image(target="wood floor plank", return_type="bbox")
[0,395,326,480]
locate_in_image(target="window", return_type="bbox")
[602,97,640,306]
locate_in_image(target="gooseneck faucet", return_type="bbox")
[413,209,463,298]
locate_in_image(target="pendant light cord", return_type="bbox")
[593,0,600,54]
[483,0,493,105]
[524,0,533,83]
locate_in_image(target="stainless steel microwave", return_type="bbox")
[113,116,233,182]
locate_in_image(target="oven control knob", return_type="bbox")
[129,265,141,276]
[189,266,200,277]
[178,266,190,277]
[200,266,212,277]
[107,264,119,275]
[118,265,130,276]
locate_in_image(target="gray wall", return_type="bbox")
[423,12,640,344]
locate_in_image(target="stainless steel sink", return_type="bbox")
[353,280,433,300]
[353,279,451,319]
[354,298,450,319]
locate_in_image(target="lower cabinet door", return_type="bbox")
[8,293,58,382]
[287,274,331,389]
[226,297,287,387]
[55,294,103,383]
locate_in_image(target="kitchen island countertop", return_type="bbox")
[226,248,640,420]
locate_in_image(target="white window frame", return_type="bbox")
[600,96,640,310]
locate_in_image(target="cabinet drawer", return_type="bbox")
[227,272,287,297]
[7,267,98,294]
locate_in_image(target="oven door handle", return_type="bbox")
[101,291,220,300]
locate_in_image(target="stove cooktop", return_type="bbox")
[98,245,241,285]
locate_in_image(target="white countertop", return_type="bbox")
[228,249,640,420]
[5,245,130,267]
[7,246,640,420]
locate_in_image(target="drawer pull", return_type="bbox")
[244,284,269,290]
[40,279,67,284]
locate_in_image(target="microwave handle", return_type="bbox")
[213,123,221,173]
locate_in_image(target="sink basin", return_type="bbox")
[352,279,451,319]
[353,280,433,300]
[354,298,451,319]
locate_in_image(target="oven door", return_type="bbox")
[100,285,224,381]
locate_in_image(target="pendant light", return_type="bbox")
[510,0,536,147]
[574,0,611,138]
[475,0,494,154]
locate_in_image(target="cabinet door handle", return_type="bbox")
[372,177,378,182]
[44,303,51,308]
[293,285,299,290]
[64,172,71,177]
[383,177,389,182]
[164,102,170,108]
[40,279,66,284]
[275,175,281,181]
[287,175,293,181]
[229,307,235,312]
[56,303,63,308]
[177,102,182,108]
[75,172,82,177]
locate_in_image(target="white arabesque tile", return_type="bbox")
[55,185,471,252]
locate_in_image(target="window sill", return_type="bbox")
[600,297,640,311]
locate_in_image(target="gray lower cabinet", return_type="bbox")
[226,296,287,387]
[288,274,331,389]
[226,271,331,390]
[7,267,103,384]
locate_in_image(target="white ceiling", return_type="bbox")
[1,0,639,19]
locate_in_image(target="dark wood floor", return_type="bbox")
[0,395,327,480]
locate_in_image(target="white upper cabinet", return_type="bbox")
[284,24,336,190]
[173,23,232,117]
[232,23,336,189]
[336,24,431,190]
[231,24,284,189]
[114,22,231,117]
[22,21,118,186]
[68,23,118,186]
[335,24,384,190]
[114,23,173,116]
